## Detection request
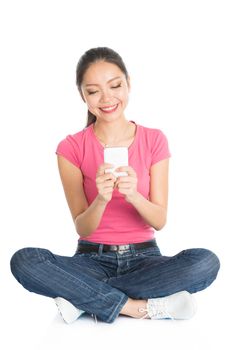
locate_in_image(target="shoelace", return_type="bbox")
[138,299,173,320]
[91,313,98,324]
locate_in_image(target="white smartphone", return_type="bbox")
[104,147,128,177]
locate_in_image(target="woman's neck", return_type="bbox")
[93,118,130,146]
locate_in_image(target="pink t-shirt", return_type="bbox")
[55,120,171,244]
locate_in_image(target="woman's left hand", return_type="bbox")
[114,166,138,203]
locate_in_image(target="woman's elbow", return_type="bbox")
[155,221,166,231]
[155,211,167,231]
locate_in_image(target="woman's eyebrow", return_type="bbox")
[85,76,122,87]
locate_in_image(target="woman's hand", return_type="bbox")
[96,163,117,204]
[114,166,138,203]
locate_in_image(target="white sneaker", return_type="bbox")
[55,297,85,324]
[138,291,197,320]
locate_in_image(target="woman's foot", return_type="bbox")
[120,291,197,320]
[120,298,150,319]
[55,297,85,324]
[138,291,197,320]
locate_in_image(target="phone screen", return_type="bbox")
[104,147,128,177]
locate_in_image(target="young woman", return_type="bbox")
[10,47,220,324]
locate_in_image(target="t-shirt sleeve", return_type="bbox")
[55,135,81,168]
[151,129,171,166]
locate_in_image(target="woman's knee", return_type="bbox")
[10,247,52,279]
[198,248,220,275]
[204,248,220,278]
[185,247,220,279]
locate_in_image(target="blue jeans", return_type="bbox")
[10,239,220,323]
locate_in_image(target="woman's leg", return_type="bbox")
[107,248,220,300]
[10,247,128,323]
[107,247,220,319]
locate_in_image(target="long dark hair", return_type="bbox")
[76,47,129,127]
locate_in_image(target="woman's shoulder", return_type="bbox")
[55,126,90,168]
[57,125,90,147]
[138,123,168,140]
[138,123,171,158]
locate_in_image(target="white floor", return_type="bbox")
[1,255,232,350]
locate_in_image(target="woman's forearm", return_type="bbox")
[74,196,107,238]
[75,191,167,238]
[128,192,167,230]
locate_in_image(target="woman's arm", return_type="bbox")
[57,155,107,238]
[74,197,107,237]
[127,158,169,230]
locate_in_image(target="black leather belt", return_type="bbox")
[77,239,157,253]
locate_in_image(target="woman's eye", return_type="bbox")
[87,84,121,95]
[112,84,121,89]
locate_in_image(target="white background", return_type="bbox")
[0,0,233,349]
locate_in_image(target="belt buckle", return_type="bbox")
[109,244,130,253]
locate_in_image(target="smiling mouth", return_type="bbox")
[99,104,118,113]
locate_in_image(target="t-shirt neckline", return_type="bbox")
[89,120,139,152]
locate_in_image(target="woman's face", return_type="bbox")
[80,60,131,121]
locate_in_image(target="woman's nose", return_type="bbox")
[100,90,112,103]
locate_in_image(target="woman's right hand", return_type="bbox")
[96,163,117,204]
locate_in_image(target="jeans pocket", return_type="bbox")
[75,252,100,258]
[135,246,162,257]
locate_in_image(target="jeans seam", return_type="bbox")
[106,293,129,323]
[45,260,111,299]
